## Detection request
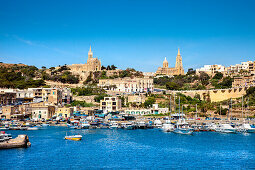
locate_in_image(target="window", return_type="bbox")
[112,102,116,105]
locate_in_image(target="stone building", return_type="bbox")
[156,48,184,76]
[68,46,101,73]
[98,77,154,93]
[100,97,122,112]
[56,107,74,118]
[0,91,16,106]
[232,75,255,88]
[30,106,55,120]
[196,64,225,76]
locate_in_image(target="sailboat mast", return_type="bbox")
[242,96,243,122]
[196,104,197,125]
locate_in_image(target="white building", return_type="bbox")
[98,77,154,93]
[196,64,225,75]
[100,97,122,112]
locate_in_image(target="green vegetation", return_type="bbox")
[101,65,117,70]
[71,86,106,96]
[144,97,156,108]
[43,65,79,84]
[66,100,94,107]
[0,65,45,89]
[94,94,109,103]
[154,70,233,91]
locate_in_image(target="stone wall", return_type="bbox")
[168,86,249,102]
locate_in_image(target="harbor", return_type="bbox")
[1,126,255,169]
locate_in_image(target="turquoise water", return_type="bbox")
[1,126,255,169]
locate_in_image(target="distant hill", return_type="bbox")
[0,62,27,68]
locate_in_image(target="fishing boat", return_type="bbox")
[64,135,82,141]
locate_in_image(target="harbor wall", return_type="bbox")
[168,86,248,102]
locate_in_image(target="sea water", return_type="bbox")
[1,126,255,169]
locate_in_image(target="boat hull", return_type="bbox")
[173,128,193,135]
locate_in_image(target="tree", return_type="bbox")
[110,65,117,70]
[49,67,55,71]
[144,97,156,108]
[212,72,223,80]
[106,65,111,70]
[199,72,210,86]
[101,65,106,70]
[166,82,179,90]
[187,68,196,75]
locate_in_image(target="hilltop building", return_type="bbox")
[98,77,154,93]
[156,48,184,76]
[68,46,101,73]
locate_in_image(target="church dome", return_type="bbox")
[163,57,168,64]
[163,57,169,68]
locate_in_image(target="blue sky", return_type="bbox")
[0,0,255,72]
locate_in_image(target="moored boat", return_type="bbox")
[64,135,82,141]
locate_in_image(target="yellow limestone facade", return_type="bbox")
[68,46,101,73]
[169,86,248,102]
[156,48,184,76]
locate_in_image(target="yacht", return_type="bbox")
[238,123,255,133]
[121,122,135,130]
[81,122,91,129]
[173,120,193,135]
[137,121,147,129]
[216,124,236,133]
[173,97,193,135]
[162,121,174,132]
[208,123,218,131]
[154,120,163,128]
[109,122,119,129]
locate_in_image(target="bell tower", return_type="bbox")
[88,45,93,61]
[175,48,184,75]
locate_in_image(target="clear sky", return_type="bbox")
[0,0,255,72]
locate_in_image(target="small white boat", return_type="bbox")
[110,122,119,129]
[81,122,90,129]
[0,132,12,142]
[154,120,162,128]
[162,120,174,132]
[27,126,39,130]
[173,128,193,135]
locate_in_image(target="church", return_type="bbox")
[156,48,184,76]
[68,46,101,73]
